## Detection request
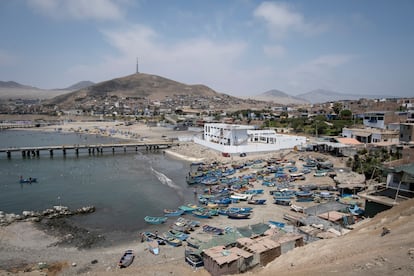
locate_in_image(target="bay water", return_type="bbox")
[0,130,197,245]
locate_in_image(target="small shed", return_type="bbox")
[203,245,254,276]
[237,236,281,266]
[276,233,304,254]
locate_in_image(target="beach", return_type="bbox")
[0,121,346,275]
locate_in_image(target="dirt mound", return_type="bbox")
[250,199,414,276]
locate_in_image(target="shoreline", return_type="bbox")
[0,122,349,275]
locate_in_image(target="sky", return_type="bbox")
[0,0,413,97]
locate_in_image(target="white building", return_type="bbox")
[194,123,306,154]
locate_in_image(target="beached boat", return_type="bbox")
[290,204,305,212]
[144,216,167,224]
[185,248,204,267]
[274,198,291,206]
[162,235,182,247]
[313,171,327,177]
[148,240,159,255]
[228,207,253,213]
[176,217,201,228]
[166,229,189,241]
[227,212,250,219]
[268,220,285,228]
[248,199,266,205]
[170,222,192,233]
[202,225,224,235]
[186,236,203,249]
[19,177,37,183]
[163,209,185,217]
[118,249,135,268]
[179,204,198,213]
[192,209,212,219]
[244,189,264,194]
[142,232,166,245]
[230,192,254,201]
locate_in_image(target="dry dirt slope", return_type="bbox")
[245,198,414,276]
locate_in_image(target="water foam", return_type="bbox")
[151,167,184,199]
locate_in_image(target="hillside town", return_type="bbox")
[0,76,413,275]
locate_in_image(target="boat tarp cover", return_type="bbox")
[237,223,270,237]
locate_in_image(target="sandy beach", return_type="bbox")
[0,121,346,275]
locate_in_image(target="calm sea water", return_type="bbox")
[0,130,196,245]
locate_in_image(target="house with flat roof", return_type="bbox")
[194,123,306,154]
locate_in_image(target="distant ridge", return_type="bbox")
[297,89,395,104]
[0,81,37,90]
[63,81,95,91]
[251,89,308,105]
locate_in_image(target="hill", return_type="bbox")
[47,73,265,110]
[0,81,71,100]
[252,198,414,276]
[63,81,95,91]
[251,89,308,105]
[297,89,394,104]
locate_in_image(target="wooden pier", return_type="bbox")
[0,141,178,158]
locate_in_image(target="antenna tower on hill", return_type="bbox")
[136,58,139,74]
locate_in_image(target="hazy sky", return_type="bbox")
[0,0,413,97]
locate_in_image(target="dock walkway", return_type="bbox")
[0,141,177,158]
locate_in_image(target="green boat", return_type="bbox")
[144,216,167,224]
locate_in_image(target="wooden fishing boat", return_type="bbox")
[228,207,253,213]
[185,249,204,267]
[248,199,266,205]
[144,216,167,224]
[176,217,201,228]
[274,198,291,206]
[192,209,212,219]
[118,249,135,268]
[163,209,185,217]
[227,212,250,219]
[166,229,189,241]
[162,235,182,247]
[202,225,224,235]
[142,232,166,245]
[148,240,159,255]
[179,204,198,213]
[186,236,203,249]
[170,222,191,233]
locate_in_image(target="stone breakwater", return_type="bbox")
[0,205,95,226]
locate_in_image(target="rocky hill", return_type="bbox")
[252,198,414,276]
[46,73,266,111]
[63,81,95,91]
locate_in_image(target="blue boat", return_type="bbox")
[244,189,264,194]
[144,216,167,224]
[248,199,266,205]
[192,210,212,219]
[166,229,189,241]
[202,225,224,235]
[164,209,185,217]
[268,220,285,228]
[274,198,291,206]
[227,212,250,219]
[228,207,253,213]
